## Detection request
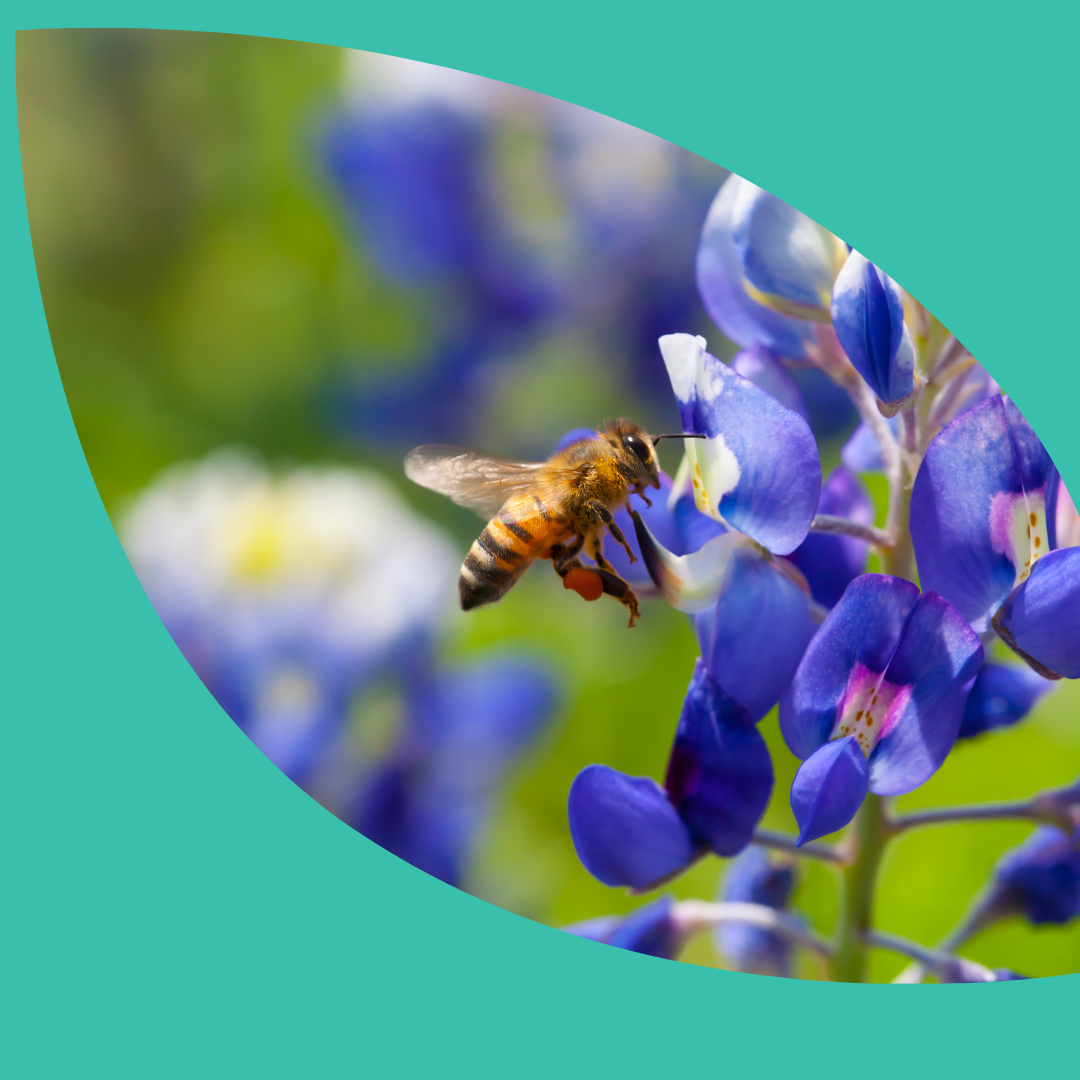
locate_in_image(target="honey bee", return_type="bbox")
[405,420,697,627]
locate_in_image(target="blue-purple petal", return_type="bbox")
[841,416,900,474]
[830,252,913,404]
[959,662,1056,740]
[730,346,810,422]
[659,333,822,555]
[780,575,920,760]
[911,395,1053,632]
[568,764,696,889]
[696,177,819,360]
[994,547,1080,679]
[665,661,773,857]
[562,915,621,944]
[729,180,845,319]
[867,592,983,795]
[695,548,816,720]
[992,825,1080,925]
[791,737,869,844]
[786,465,874,609]
[607,896,682,959]
[715,846,796,977]
[565,897,683,959]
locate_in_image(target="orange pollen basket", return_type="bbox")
[563,566,603,602]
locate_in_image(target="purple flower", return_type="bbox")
[656,333,822,555]
[987,825,1080,925]
[780,574,983,844]
[631,334,822,718]
[958,662,1056,740]
[786,465,874,609]
[715,847,798,977]
[841,414,900,474]
[911,395,1080,678]
[568,662,773,889]
[830,252,916,408]
[729,346,810,423]
[351,655,557,887]
[696,176,846,361]
[564,895,684,959]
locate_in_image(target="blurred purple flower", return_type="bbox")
[564,895,685,959]
[715,847,798,977]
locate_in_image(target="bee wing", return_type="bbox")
[404,445,548,519]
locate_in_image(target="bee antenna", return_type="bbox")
[651,433,706,445]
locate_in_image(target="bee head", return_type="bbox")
[602,419,660,490]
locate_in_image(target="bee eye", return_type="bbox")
[623,434,652,465]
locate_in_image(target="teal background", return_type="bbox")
[4,4,1076,1076]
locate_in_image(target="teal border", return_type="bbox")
[5,5,1076,1076]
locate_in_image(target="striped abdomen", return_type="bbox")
[459,495,569,611]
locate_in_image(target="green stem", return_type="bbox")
[831,793,890,982]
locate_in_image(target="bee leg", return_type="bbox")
[552,535,585,577]
[591,567,642,629]
[586,501,636,564]
[552,537,608,604]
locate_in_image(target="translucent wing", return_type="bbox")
[404,445,549,519]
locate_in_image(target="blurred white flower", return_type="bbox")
[120,449,459,773]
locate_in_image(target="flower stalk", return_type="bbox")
[832,793,890,982]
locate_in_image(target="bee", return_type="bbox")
[405,420,699,627]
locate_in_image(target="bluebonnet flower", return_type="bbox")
[985,823,1080,926]
[568,661,772,889]
[841,413,901,474]
[549,106,726,406]
[629,333,820,719]
[958,662,1055,740]
[695,173,859,439]
[729,346,810,422]
[715,847,798,977]
[911,395,1080,678]
[563,895,685,959]
[697,175,847,359]
[780,574,983,844]
[786,465,874,610]
[349,656,556,887]
[321,55,554,448]
[121,450,557,887]
[830,252,917,412]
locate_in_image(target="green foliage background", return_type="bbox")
[18,27,1080,981]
